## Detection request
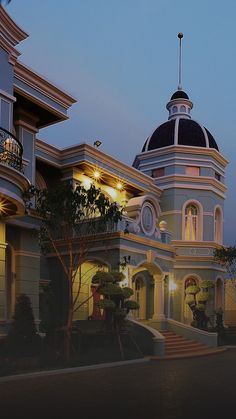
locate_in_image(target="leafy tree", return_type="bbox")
[7,294,40,356]
[214,246,236,281]
[214,245,236,302]
[25,181,123,362]
[185,280,213,329]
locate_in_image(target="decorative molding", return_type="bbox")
[14,61,76,109]
[14,250,40,259]
[173,265,225,272]
[161,210,182,216]
[157,182,226,199]
[13,84,69,125]
[0,89,16,102]
[134,144,229,168]
[35,140,163,196]
[0,7,28,47]
[156,174,227,193]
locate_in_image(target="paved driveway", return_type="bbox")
[1,350,236,419]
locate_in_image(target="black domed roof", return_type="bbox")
[171,90,189,100]
[142,118,219,152]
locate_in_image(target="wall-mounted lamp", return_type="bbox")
[93,170,101,179]
[116,182,124,190]
[93,140,102,148]
[169,280,177,292]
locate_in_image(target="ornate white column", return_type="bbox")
[152,274,165,321]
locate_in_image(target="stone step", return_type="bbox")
[166,341,204,349]
[151,347,226,360]
[166,345,208,355]
[160,329,218,358]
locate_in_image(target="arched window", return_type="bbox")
[180,105,186,112]
[185,277,197,289]
[214,207,223,244]
[184,204,198,240]
[172,106,178,113]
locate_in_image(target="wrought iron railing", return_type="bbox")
[0,127,23,172]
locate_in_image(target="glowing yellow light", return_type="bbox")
[169,280,177,292]
[93,170,101,179]
[116,182,123,190]
[0,199,9,215]
[4,138,12,151]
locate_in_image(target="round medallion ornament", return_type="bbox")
[141,203,156,236]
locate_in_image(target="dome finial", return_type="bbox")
[178,32,183,90]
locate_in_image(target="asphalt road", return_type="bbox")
[1,350,236,419]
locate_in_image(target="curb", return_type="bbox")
[0,357,150,383]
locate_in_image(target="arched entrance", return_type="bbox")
[134,274,146,319]
[131,260,165,322]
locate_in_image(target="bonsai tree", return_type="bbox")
[185,280,213,329]
[24,181,123,362]
[91,270,139,357]
[7,294,40,357]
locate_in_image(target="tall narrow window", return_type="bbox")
[214,207,222,244]
[184,204,198,240]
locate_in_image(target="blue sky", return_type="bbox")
[7,0,236,244]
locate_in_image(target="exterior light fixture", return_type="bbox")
[169,280,177,292]
[93,140,102,148]
[116,182,123,190]
[93,170,101,179]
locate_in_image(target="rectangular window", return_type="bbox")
[152,167,165,178]
[185,166,200,176]
[215,172,221,182]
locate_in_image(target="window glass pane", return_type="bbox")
[152,167,165,178]
[186,166,200,176]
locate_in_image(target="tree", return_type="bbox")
[7,294,40,356]
[92,270,139,358]
[185,280,213,329]
[214,245,236,301]
[25,181,123,362]
[214,246,236,280]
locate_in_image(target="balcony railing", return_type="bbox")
[0,127,23,172]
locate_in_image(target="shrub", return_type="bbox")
[6,294,40,357]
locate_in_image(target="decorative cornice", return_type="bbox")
[14,61,77,109]
[171,240,222,248]
[0,6,28,47]
[35,140,163,196]
[156,174,227,193]
[134,145,229,168]
[0,6,28,65]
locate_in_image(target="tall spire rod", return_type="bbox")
[178,32,183,90]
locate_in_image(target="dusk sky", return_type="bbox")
[7,0,236,244]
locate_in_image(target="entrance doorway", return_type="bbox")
[134,275,146,319]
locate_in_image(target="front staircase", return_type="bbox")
[152,330,226,360]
